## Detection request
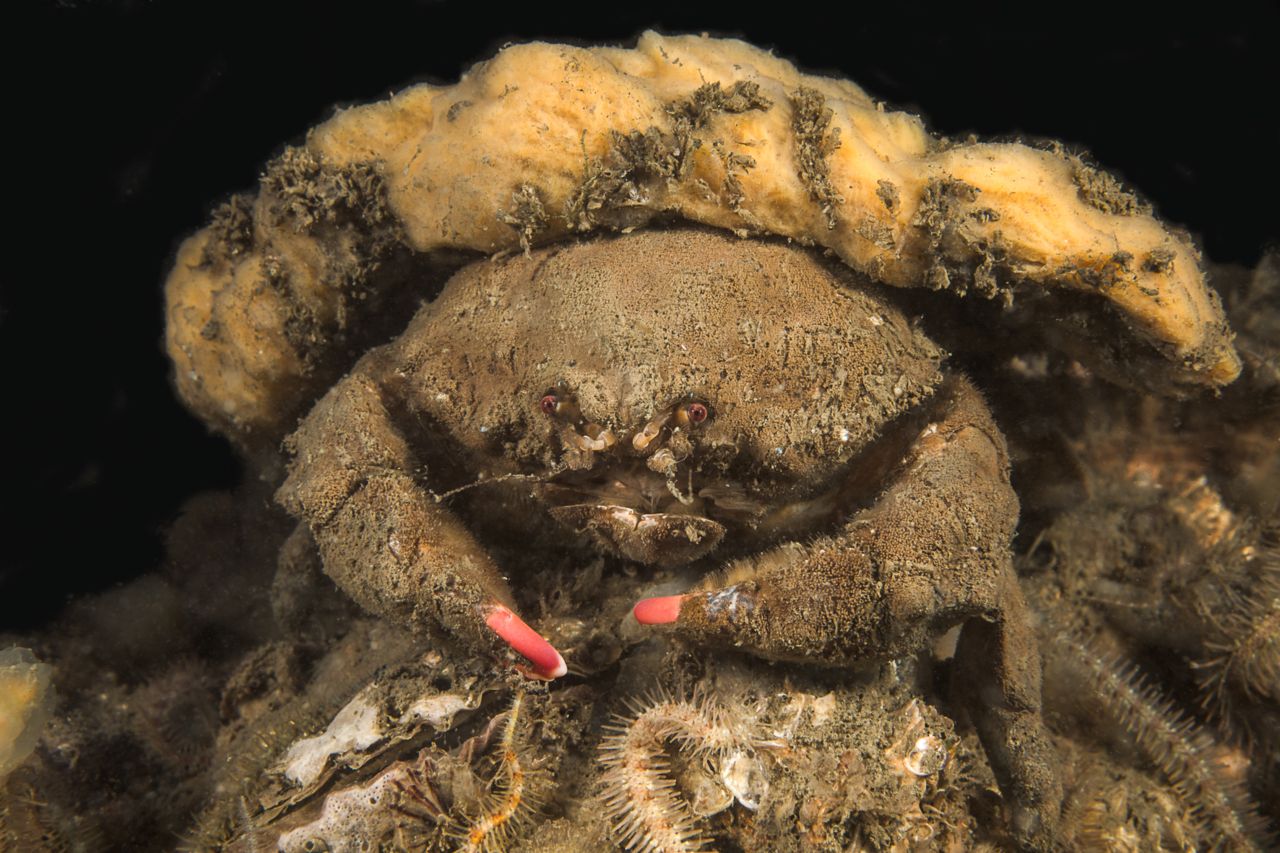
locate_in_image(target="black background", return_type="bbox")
[4,1,1276,630]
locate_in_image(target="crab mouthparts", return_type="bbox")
[548,504,725,567]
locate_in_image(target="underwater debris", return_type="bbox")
[597,689,764,853]
[790,86,844,230]
[497,184,548,256]
[276,750,446,853]
[1,767,106,853]
[239,691,549,852]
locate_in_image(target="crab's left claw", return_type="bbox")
[633,544,882,663]
[633,595,687,625]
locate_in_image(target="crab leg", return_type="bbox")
[635,376,1061,850]
[276,358,565,680]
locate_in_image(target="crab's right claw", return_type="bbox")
[277,370,568,681]
[485,603,567,680]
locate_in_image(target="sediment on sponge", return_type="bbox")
[597,689,758,853]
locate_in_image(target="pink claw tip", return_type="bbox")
[484,604,567,680]
[633,594,687,625]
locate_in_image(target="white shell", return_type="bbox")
[903,734,947,777]
[721,751,768,811]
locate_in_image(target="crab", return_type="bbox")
[159,32,1248,851]
[275,227,1061,848]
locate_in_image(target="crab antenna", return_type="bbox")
[431,470,557,503]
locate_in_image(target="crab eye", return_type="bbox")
[539,394,559,415]
[674,401,711,428]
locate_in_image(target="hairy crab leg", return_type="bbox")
[277,360,568,682]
